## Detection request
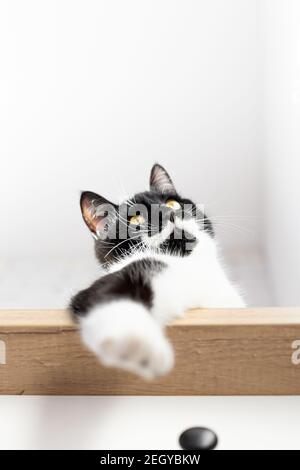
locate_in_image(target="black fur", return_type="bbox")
[70,258,166,320]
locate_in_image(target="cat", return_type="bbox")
[69,164,245,379]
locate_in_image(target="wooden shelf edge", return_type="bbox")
[0,308,300,395]
[0,308,300,333]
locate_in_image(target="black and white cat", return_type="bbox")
[69,164,245,379]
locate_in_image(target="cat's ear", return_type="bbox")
[80,191,117,238]
[150,164,176,193]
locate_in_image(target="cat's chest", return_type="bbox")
[164,240,218,286]
[150,244,219,323]
[164,252,210,292]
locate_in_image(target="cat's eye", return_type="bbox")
[129,214,145,225]
[166,199,181,210]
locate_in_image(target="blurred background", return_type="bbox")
[0,0,299,308]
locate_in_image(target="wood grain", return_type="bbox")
[0,308,300,395]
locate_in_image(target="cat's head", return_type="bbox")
[80,164,214,267]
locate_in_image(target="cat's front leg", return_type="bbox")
[74,299,174,380]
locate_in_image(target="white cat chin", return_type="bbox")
[80,300,174,380]
[174,217,200,239]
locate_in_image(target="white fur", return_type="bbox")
[108,224,245,325]
[80,300,174,380]
[151,231,245,324]
[81,216,245,378]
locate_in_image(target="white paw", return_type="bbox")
[80,300,174,380]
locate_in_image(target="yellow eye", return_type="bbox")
[166,199,181,210]
[129,214,145,225]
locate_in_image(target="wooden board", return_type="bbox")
[0,308,300,395]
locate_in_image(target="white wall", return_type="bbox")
[263,0,300,305]
[0,0,261,258]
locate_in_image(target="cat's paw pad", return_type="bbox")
[98,332,174,380]
[80,300,174,380]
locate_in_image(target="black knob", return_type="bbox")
[179,427,218,451]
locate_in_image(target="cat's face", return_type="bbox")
[80,164,214,267]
